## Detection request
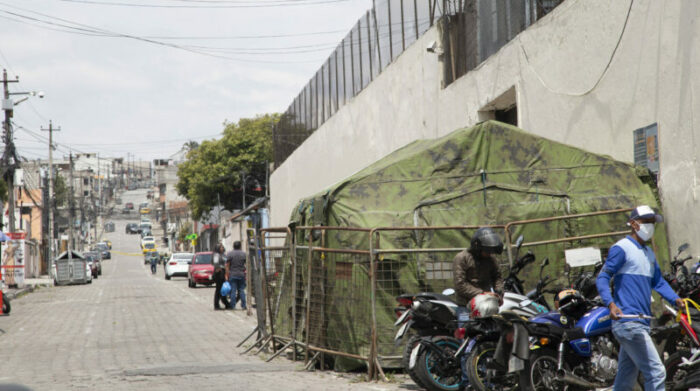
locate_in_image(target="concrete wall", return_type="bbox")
[271,0,700,250]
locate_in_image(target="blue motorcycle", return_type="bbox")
[518,290,627,391]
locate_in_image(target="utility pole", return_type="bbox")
[2,69,19,233]
[68,152,74,250]
[41,121,60,272]
[97,152,101,217]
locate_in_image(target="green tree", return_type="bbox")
[54,174,68,207]
[176,114,277,219]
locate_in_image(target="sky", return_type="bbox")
[0,0,372,162]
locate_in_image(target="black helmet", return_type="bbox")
[470,227,504,255]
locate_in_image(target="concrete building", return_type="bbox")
[270,0,700,250]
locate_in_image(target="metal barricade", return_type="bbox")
[369,225,506,365]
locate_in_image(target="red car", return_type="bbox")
[188,252,214,288]
[125,202,134,210]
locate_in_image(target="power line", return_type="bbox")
[0,4,329,64]
[57,0,352,8]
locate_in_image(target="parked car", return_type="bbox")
[164,252,194,280]
[188,252,214,288]
[139,202,148,209]
[140,229,152,239]
[86,262,93,283]
[94,242,111,259]
[126,223,139,234]
[84,252,101,277]
[125,202,134,210]
[139,221,152,233]
[139,207,151,215]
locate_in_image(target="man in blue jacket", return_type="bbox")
[596,205,684,391]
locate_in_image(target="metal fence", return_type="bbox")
[273,0,565,167]
[246,208,644,378]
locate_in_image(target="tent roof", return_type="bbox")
[291,120,658,228]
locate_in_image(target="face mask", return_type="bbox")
[636,223,655,242]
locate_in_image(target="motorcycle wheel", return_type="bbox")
[519,348,585,391]
[414,336,462,391]
[402,335,427,390]
[2,297,10,314]
[466,341,518,391]
[665,350,692,391]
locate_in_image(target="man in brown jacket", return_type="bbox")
[453,227,505,307]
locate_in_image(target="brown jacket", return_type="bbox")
[453,249,504,306]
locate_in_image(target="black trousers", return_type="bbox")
[213,269,230,309]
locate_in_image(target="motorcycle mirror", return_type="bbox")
[678,243,689,254]
[442,288,455,296]
[515,235,524,249]
[542,258,550,267]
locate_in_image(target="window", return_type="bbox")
[478,87,517,126]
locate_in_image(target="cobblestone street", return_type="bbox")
[0,212,409,390]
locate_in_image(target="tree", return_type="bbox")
[54,174,68,207]
[176,114,277,219]
[182,140,200,152]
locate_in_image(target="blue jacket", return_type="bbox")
[596,236,679,325]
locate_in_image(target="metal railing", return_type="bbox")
[243,207,650,379]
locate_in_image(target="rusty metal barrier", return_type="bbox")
[248,207,657,379]
[369,225,506,365]
[293,226,378,377]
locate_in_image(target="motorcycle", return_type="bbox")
[659,298,700,390]
[515,289,658,391]
[460,256,556,391]
[393,239,553,391]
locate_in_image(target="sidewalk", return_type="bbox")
[2,275,53,299]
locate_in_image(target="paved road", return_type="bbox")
[0,190,409,390]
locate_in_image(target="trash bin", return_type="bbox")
[54,251,88,285]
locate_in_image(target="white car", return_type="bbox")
[85,261,92,283]
[164,252,194,280]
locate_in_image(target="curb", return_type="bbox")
[5,285,35,300]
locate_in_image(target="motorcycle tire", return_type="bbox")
[466,341,518,391]
[519,347,587,391]
[2,297,10,314]
[665,350,693,391]
[414,336,462,391]
[402,335,427,390]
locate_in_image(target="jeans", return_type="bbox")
[611,321,665,391]
[456,306,471,387]
[229,276,247,309]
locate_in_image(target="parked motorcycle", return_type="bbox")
[658,298,700,390]
[462,256,555,391]
[515,289,657,391]
[394,243,552,391]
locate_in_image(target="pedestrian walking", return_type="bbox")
[212,243,230,310]
[225,241,247,310]
[596,205,684,391]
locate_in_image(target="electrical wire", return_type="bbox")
[57,0,352,8]
[0,4,331,64]
[518,0,634,97]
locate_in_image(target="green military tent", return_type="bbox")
[278,120,665,370]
